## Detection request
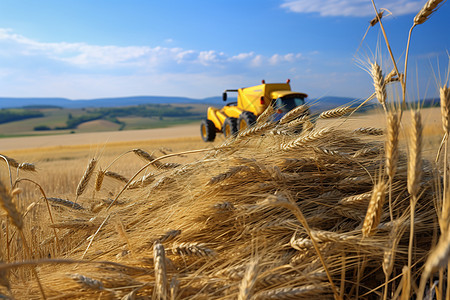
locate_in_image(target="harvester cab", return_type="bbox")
[200,80,308,142]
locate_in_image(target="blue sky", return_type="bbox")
[0,0,448,100]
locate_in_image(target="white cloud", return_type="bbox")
[0,28,310,98]
[281,0,424,17]
[0,29,304,71]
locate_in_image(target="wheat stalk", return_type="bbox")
[362,181,386,237]
[319,106,354,119]
[413,0,445,25]
[76,158,97,199]
[238,259,259,300]
[153,242,168,300]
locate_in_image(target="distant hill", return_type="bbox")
[0,95,359,110]
[0,96,223,109]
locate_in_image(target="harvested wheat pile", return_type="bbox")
[0,118,441,299]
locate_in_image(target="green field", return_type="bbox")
[0,104,208,137]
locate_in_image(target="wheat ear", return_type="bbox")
[279,104,309,124]
[362,182,386,237]
[153,242,168,300]
[353,127,384,135]
[414,0,445,25]
[440,86,450,134]
[76,158,97,199]
[319,106,354,119]
[105,171,129,183]
[371,62,387,111]
[0,183,23,230]
[238,259,259,300]
[385,112,400,222]
[407,110,422,286]
[257,105,274,123]
[95,169,105,192]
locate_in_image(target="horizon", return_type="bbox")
[0,1,448,101]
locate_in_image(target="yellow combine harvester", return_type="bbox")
[200,79,308,142]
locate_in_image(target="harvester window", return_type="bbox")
[275,96,305,112]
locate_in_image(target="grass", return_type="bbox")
[0,1,449,299]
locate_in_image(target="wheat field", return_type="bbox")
[1,1,450,299]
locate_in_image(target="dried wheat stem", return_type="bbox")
[414,0,445,25]
[153,242,168,300]
[319,106,354,119]
[170,277,179,300]
[260,194,342,300]
[238,259,259,300]
[362,181,386,237]
[76,158,97,199]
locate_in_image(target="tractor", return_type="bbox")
[200,79,308,142]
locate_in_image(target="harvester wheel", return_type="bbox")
[238,111,256,131]
[222,117,238,138]
[201,119,216,142]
